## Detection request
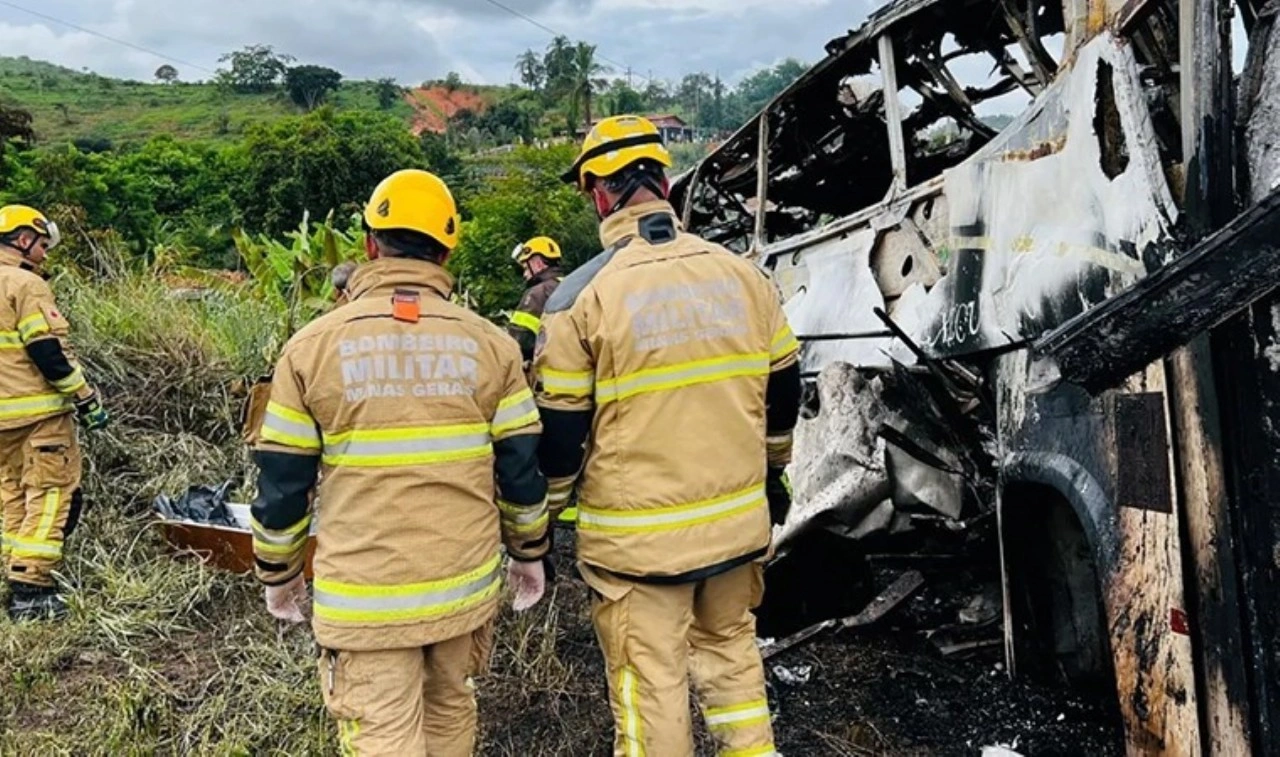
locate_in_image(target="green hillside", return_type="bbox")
[0,56,418,146]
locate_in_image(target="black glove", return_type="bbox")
[74,390,109,431]
[766,467,792,526]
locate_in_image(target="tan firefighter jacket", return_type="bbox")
[0,248,92,431]
[252,258,549,651]
[533,200,800,580]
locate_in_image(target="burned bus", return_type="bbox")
[671,0,1280,752]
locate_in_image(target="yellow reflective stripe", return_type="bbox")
[0,393,71,420]
[705,699,771,730]
[50,367,86,395]
[721,746,777,757]
[557,506,578,522]
[620,666,644,757]
[578,485,765,534]
[539,367,594,397]
[34,488,60,542]
[492,388,539,437]
[338,719,360,756]
[497,498,548,531]
[321,423,492,468]
[17,312,50,342]
[313,553,502,623]
[510,310,541,332]
[595,353,769,405]
[771,325,799,360]
[251,514,312,556]
[261,401,321,450]
[3,534,62,558]
[0,331,21,350]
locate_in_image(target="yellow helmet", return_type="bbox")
[0,205,61,252]
[561,114,672,189]
[363,169,460,251]
[511,236,562,264]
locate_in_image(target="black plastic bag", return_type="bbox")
[153,480,238,527]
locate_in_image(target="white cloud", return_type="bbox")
[3,0,864,87]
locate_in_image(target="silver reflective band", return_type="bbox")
[314,558,502,620]
[595,354,768,404]
[578,486,765,531]
[324,432,491,458]
[492,394,538,432]
[261,408,320,448]
[499,500,546,526]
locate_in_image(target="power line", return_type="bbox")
[0,0,214,74]
[479,0,654,85]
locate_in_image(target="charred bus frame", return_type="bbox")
[675,0,1280,753]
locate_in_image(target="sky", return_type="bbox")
[0,0,874,87]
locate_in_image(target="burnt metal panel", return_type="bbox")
[1033,186,1280,393]
[1113,393,1173,514]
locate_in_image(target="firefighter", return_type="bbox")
[251,169,550,755]
[0,205,109,622]
[535,115,802,756]
[506,236,564,365]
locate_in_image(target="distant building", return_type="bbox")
[578,113,696,143]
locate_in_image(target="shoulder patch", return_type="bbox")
[544,237,632,315]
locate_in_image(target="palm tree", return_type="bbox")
[569,42,610,132]
[514,49,545,92]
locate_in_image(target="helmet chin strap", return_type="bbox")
[595,173,668,219]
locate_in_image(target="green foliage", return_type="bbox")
[450,144,597,317]
[0,103,35,152]
[233,210,364,338]
[375,77,401,110]
[284,65,343,111]
[216,44,294,94]
[227,107,426,236]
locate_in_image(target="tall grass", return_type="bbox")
[0,258,618,755]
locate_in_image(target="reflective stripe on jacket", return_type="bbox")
[0,248,85,431]
[534,201,799,578]
[252,258,548,651]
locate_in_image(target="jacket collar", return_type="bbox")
[0,245,32,271]
[599,200,680,248]
[347,257,454,302]
[529,265,562,286]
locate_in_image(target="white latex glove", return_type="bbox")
[265,574,310,624]
[507,558,546,612]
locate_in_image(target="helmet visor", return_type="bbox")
[43,220,61,251]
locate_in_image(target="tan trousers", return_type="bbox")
[318,621,495,756]
[0,414,82,588]
[582,561,776,757]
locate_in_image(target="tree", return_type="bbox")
[227,108,427,236]
[0,104,35,155]
[542,36,576,103]
[443,71,463,92]
[216,44,294,93]
[375,77,402,110]
[605,81,645,116]
[678,73,713,125]
[567,42,609,132]
[284,65,343,111]
[449,144,597,317]
[154,64,179,84]
[515,49,546,92]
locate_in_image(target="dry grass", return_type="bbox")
[0,267,624,755]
